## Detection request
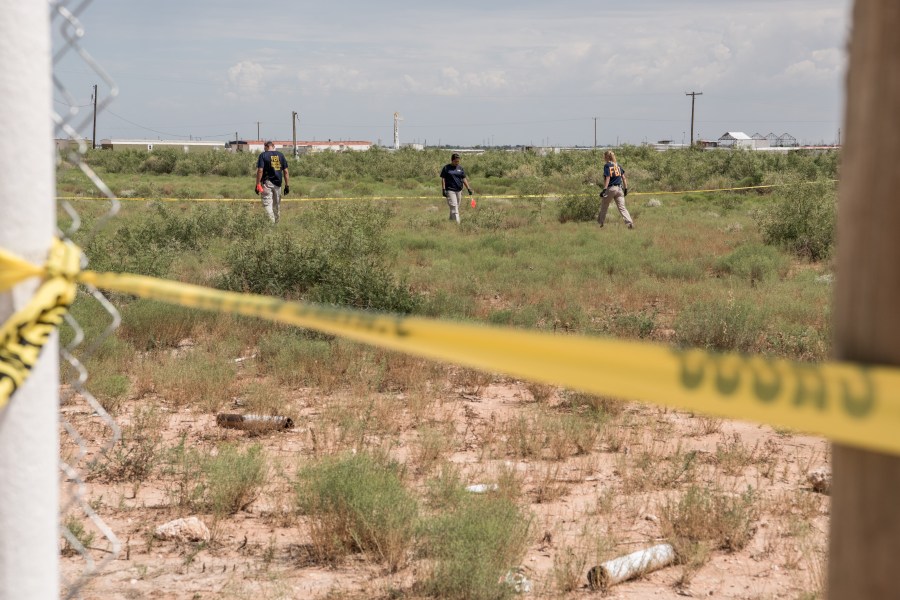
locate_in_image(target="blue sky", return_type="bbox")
[52,0,852,146]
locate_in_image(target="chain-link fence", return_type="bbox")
[51,1,122,597]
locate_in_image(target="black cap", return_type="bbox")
[451,153,460,159]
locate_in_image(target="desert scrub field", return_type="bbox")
[58,147,836,599]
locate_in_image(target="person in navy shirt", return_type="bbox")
[598,150,634,229]
[255,141,291,223]
[440,153,474,224]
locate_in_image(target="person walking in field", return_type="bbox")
[440,152,474,224]
[255,141,290,223]
[598,150,634,229]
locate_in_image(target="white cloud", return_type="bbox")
[225,61,267,99]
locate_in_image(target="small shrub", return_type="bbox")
[660,484,758,555]
[296,452,418,571]
[93,404,167,484]
[674,297,767,353]
[202,444,268,516]
[164,440,268,518]
[420,494,531,600]
[425,462,468,510]
[62,515,95,556]
[558,192,598,223]
[147,350,237,412]
[716,242,788,283]
[119,300,203,350]
[620,441,698,492]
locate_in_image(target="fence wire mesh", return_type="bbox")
[51,1,123,597]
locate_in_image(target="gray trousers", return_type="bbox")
[261,181,282,223]
[446,190,462,223]
[598,186,633,227]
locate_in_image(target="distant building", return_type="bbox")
[751,133,771,149]
[775,133,799,148]
[227,140,373,153]
[99,139,225,152]
[651,140,688,151]
[717,132,755,149]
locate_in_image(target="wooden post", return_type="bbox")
[830,1,900,598]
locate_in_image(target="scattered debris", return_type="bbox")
[503,567,533,593]
[807,467,832,494]
[234,353,257,363]
[154,517,210,543]
[465,483,499,493]
[815,273,834,284]
[216,413,294,432]
[646,198,662,207]
[587,543,675,591]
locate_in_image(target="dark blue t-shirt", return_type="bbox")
[257,151,288,186]
[440,163,467,192]
[603,161,625,187]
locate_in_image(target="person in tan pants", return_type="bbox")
[598,150,634,229]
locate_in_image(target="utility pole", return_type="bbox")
[91,83,98,149]
[593,117,598,148]
[685,91,702,148]
[292,111,298,157]
[257,121,260,141]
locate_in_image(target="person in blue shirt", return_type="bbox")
[598,150,634,229]
[440,153,474,224]
[255,141,291,223]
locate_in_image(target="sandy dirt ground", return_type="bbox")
[60,374,829,600]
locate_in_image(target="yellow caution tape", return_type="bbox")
[5,234,895,458]
[56,180,835,204]
[73,270,900,457]
[0,240,80,409]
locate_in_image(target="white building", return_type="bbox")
[99,139,226,152]
[227,140,373,153]
[717,132,755,149]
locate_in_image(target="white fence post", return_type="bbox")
[0,1,60,599]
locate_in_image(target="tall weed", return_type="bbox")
[296,452,418,571]
[420,494,531,600]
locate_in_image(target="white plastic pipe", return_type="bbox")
[0,2,60,599]
[587,543,675,590]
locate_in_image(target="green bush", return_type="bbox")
[420,494,531,600]
[203,444,268,516]
[296,452,418,571]
[675,297,767,353]
[757,181,836,261]
[716,242,788,283]
[557,191,598,223]
[165,440,267,517]
[220,202,421,313]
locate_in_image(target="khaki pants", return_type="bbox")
[446,190,462,223]
[261,181,282,223]
[598,186,633,227]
